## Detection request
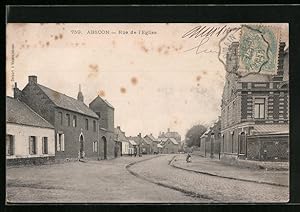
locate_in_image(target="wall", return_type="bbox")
[53,108,99,159]
[162,141,179,154]
[7,156,55,166]
[121,141,129,155]
[99,130,115,160]
[21,83,56,125]
[89,97,114,132]
[247,134,289,161]
[6,123,55,159]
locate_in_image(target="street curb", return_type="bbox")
[125,155,215,201]
[169,156,288,188]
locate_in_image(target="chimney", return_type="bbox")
[77,84,84,102]
[13,82,22,99]
[167,128,170,132]
[117,126,121,130]
[28,75,37,84]
[138,133,141,137]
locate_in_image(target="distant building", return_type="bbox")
[199,119,221,159]
[157,137,179,154]
[158,128,181,145]
[128,133,151,155]
[114,126,130,156]
[6,96,55,165]
[144,133,160,154]
[220,42,289,161]
[128,139,137,156]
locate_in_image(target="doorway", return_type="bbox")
[102,137,107,159]
[79,134,84,158]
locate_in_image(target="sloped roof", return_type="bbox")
[114,127,129,143]
[145,134,159,142]
[128,139,137,145]
[128,136,150,145]
[142,138,151,145]
[37,84,98,118]
[157,143,163,148]
[253,124,289,135]
[239,73,273,82]
[6,96,54,129]
[90,96,114,109]
[168,138,179,145]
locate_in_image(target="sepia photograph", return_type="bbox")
[5,22,289,203]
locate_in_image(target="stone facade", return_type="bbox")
[220,42,289,161]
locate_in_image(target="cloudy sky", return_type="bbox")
[6,23,288,138]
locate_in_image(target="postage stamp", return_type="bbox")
[238,25,281,75]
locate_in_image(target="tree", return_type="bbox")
[185,124,207,147]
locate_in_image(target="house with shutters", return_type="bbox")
[220,42,289,161]
[12,75,116,161]
[6,96,55,165]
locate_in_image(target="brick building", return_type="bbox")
[6,96,55,165]
[13,76,116,160]
[220,42,289,161]
[89,96,116,159]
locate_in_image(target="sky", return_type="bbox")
[6,23,288,139]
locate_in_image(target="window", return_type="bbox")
[85,119,89,130]
[73,115,77,127]
[56,133,65,151]
[93,141,98,152]
[6,134,14,156]
[66,114,71,126]
[93,120,96,132]
[59,112,63,125]
[42,137,48,154]
[254,98,265,119]
[29,136,37,155]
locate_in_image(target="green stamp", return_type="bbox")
[239,25,280,74]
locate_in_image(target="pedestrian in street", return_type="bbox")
[186,154,191,163]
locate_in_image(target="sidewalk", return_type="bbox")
[171,154,289,187]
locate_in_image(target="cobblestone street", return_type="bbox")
[6,154,289,203]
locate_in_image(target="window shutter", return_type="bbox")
[29,136,32,154]
[56,134,59,151]
[61,134,65,151]
[42,138,44,154]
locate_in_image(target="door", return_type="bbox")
[79,135,84,158]
[102,137,107,159]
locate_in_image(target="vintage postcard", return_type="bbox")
[6,23,289,203]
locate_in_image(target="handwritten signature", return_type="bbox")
[182,25,240,55]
